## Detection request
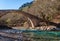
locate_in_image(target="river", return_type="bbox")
[0,29,60,41]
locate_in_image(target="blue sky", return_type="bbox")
[0,0,33,9]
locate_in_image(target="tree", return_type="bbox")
[19,1,33,10]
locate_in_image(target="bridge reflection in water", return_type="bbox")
[0,29,60,41]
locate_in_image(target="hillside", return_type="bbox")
[20,0,60,23]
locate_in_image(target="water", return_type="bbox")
[0,29,60,41]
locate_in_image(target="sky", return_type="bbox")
[0,0,33,10]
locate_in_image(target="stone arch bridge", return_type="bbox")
[0,10,59,28]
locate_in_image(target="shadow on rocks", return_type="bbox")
[0,25,12,29]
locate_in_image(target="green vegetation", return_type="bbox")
[19,1,33,11]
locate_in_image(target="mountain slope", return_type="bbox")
[20,0,60,23]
